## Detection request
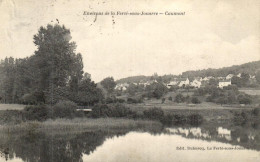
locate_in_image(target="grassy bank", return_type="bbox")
[0,118,163,133]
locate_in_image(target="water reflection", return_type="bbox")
[0,130,127,162]
[166,125,260,151]
[0,125,259,162]
[83,132,259,162]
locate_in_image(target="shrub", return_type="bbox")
[115,98,125,103]
[216,97,228,105]
[191,97,201,104]
[168,96,173,101]
[238,94,252,105]
[91,104,110,118]
[161,98,166,104]
[23,105,49,121]
[174,94,185,103]
[90,103,136,118]
[105,97,114,104]
[108,104,136,118]
[206,96,214,102]
[52,100,78,118]
[172,114,187,125]
[161,114,174,125]
[143,107,164,121]
[252,107,260,116]
[187,114,203,126]
[127,97,142,104]
[21,93,37,105]
[233,111,248,126]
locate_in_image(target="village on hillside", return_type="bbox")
[115,73,257,91]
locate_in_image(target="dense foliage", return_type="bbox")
[90,103,137,118]
[0,24,103,105]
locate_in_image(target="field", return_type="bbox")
[239,88,260,96]
[0,104,25,110]
[0,118,163,133]
[133,98,254,110]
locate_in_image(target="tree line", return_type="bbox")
[0,24,103,105]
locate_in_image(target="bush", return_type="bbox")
[91,104,110,118]
[127,97,142,104]
[233,111,248,125]
[143,107,164,121]
[168,96,173,101]
[238,94,252,105]
[191,97,201,104]
[161,98,166,104]
[108,104,136,118]
[252,107,260,116]
[21,93,37,105]
[174,94,185,103]
[172,114,187,125]
[161,114,175,125]
[115,98,125,103]
[105,97,114,104]
[90,103,136,118]
[23,105,49,121]
[187,114,203,126]
[52,100,78,119]
[216,97,228,105]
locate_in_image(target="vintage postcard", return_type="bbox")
[0,0,259,161]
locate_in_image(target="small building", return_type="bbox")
[226,74,234,80]
[190,79,201,88]
[202,76,213,81]
[166,80,179,88]
[178,78,190,87]
[115,83,129,91]
[218,80,231,89]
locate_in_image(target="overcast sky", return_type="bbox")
[0,0,259,82]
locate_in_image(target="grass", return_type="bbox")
[0,118,163,133]
[0,104,25,110]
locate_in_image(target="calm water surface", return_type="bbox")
[0,125,259,162]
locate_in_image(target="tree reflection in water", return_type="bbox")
[0,130,127,162]
[166,125,260,151]
[0,124,259,161]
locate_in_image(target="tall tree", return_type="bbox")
[100,77,116,95]
[33,24,84,103]
[33,24,83,90]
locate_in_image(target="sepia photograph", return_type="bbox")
[0,0,259,161]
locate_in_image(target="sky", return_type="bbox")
[0,0,259,82]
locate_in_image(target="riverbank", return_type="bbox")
[0,118,163,133]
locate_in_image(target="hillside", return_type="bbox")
[116,75,149,84]
[182,60,260,78]
[116,60,260,83]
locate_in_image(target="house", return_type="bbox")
[237,73,241,78]
[166,80,179,88]
[218,80,231,89]
[178,78,190,87]
[226,74,234,80]
[115,83,129,91]
[190,79,201,88]
[202,76,213,81]
[250,75,255,79]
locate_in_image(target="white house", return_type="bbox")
[166,80,179,88]
[226,74,234,80]
[218,80,231,89]
[250,75,255,79]
[190,79,201,88]
[115,83,129,91]
[178,78,190,87]
[202,76,213,81]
